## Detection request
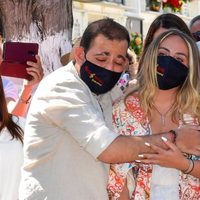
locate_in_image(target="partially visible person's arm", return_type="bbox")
[11,55,43,117]
[10,84,34,116]
[190,160,200,178]
[175,125,200,156]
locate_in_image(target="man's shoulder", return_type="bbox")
[34,63,90,98]
[47,63,77,80]
[40,64,79,87]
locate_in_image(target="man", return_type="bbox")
[19,18,200,200]
[189,15,200,51]
[189,15,200,42]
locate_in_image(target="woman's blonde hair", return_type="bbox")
[126,29,200,123]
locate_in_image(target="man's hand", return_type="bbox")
[176,125,200,156]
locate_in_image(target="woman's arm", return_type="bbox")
[11,55,43,117]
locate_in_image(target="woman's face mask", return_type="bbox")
[156,56,189,90]
[192,31,200,42]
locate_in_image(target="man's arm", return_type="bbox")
[97,132,173,163]
[98,125,200,163]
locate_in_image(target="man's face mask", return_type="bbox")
[156,56,188,90]
[192,31,200,42]
[80,60,122,94]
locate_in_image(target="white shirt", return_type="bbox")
[0,116,25,200]
[19,62,119,200]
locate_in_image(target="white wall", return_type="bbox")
[72,1,127,39]
[72,0,200,41]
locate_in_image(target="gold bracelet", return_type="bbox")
[182,158,194,174]
[19,95,32,104]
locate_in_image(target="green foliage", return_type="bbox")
[129,32,143,57]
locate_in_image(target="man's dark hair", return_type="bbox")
[189,15,200,28]
[80,18,130,53]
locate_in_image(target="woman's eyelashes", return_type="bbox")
[174,56,184,63]
[158,53,185,64]
[158,52,167,56]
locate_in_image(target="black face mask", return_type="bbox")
[157,56,188,90]
[192,31,200,42]
[80,60,122,94]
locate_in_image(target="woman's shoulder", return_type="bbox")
[113,93,140,113]
[125,93,140,106]
[0,116,25,143]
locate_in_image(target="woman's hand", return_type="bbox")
[25,55,44,87]
[136,138,189,171]
[11,55,44,117]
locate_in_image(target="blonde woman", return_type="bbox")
[108,29,200,199]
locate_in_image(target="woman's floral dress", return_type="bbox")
[107,95,200,200]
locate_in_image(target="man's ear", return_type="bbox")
[74,46,85,65]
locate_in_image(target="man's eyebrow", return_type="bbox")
[94,51,116,57]
[94,52,107,56]
[94,52,126,61]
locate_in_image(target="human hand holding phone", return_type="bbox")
[0,41,39,80]
[25,55,43,87]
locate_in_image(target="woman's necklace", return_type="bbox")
[153,103,174,126]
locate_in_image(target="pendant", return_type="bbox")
[161,115,165,126]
